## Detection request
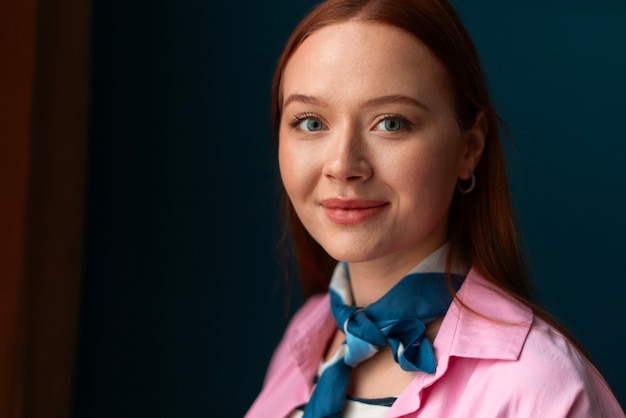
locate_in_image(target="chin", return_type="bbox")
[320,244,385,264]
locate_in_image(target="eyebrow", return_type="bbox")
[361,94,429,111]
[283,94,329,108]
[283,93,429,111]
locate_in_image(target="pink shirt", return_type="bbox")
[246,269,625,417]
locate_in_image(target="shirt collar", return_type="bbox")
[441,268,533,360]
[390,268,534,415]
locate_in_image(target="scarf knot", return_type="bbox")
[330,271,459,374]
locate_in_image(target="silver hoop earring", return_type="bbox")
[457,174,476,194]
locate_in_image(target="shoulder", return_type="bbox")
[440,270,624,416]
[247,294,333,418]
[283,293,331,338]
[521,316,587,379]
[268,292,332,357]
[261,292,334,380]
[474,316,623,416]
[491,317,594,401]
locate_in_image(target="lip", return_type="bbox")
[319,198,389,225]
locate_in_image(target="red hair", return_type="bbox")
[273,0,533,302]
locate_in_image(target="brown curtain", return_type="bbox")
[0,0,91,417]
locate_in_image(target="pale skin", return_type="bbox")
[279,21,486,398]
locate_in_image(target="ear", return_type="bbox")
[458,111,487,180]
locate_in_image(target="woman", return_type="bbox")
[246,0,625,416]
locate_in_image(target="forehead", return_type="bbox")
[281,21,452,106]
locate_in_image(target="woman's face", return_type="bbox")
[279,21,483,268]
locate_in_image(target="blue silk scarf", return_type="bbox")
[303,248,465,418]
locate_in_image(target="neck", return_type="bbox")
[347,244,443,306]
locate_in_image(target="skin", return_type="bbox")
[279,21,486,397]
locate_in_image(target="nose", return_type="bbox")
[322,127,373,182]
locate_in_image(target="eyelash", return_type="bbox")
[289,113,323,129]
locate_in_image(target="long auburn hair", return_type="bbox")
[272,0,593,362]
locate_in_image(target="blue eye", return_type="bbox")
[289,114,326,132]
[376,118,405,132]
[298,117,325,132]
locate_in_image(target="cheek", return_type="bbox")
[278,143,295,195]
[391,143,459,183]
[390,143,462,207]
[278,140,313,202]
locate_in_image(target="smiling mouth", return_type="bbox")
[319,198,389,225]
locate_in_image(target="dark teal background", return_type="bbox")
[73,1,625,417]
